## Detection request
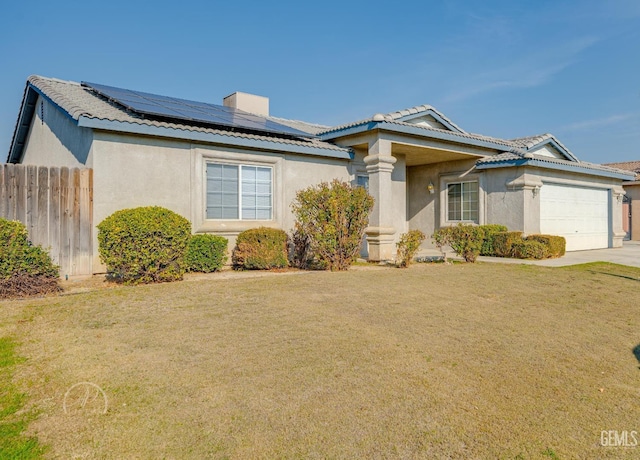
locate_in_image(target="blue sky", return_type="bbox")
[1,0,638,163]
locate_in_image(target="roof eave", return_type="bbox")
[394,110,465,133]
[78,117,354,160]
[7,84,39,163]
[528,137,578,162]
[476,158,635,180]
[319,121,510,151]
[7,82,82,163]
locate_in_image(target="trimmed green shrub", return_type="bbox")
[432,224,485,263]
[526,234,566,258]
[0,218,60,298]
[232,227,289,270]
[291,179,374,271]
[512,239,550,259]
[97,206,191,284]
[479,224,509,256]
[185,234,228,273]
[492,231,524,257]
[396,230,426,268]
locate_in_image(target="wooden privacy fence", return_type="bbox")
[0,164,93,277]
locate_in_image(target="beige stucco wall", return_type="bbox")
[90,131,350,272]
[484,167,528,231]
[280,154,352,232]
[407,158,480,249]
[20,96,93,167]
[624,183,640,240]
[407,161,626,250]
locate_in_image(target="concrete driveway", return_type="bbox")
[478,241,640,268]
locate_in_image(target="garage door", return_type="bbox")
[540,184,609,251]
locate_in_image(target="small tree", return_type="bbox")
[291,180,374,271]
[396,230,426,268]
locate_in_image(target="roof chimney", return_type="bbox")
[223,91,269,117]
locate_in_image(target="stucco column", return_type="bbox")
[506,172,543,234]
[612,187,626,247]
[364,138,397,261]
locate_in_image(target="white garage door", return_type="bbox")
[540,184,610,251]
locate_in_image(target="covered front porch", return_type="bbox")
[318,112,510,261]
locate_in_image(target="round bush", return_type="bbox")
[185,234,228,273]
[0,218,60,298]
[232,227,289,270]
[97,206,191,284]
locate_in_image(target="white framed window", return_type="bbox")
[356,175,369,191]
[447,180,479,222]
[206,163,272,220]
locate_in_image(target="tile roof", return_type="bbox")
[266,115,329,135]
[511,133,577,160]
[510,133,555,148]
[16,76,635,182]
[25,75,349,153]
[319,106,581,163]
[602,160,640,178]
[382,104,465,133]
[318,115,517,148]
[477,150,634,176]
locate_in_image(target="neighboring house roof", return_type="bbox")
[7,76,352,163]
[602,161,640,180]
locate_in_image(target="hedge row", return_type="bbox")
[433,224,507,263]
[499,233,566,259]
[433,224,566,262]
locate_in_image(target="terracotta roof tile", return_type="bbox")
[603,161,640,178]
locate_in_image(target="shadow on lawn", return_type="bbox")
[633,345,640,369]
[588,270,640,282]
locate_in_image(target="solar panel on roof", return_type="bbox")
[81,81,315,139]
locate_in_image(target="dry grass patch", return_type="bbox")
[1,262,639,459]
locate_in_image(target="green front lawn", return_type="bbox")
[1,262,639,459]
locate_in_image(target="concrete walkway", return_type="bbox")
[421,241,640,268]
[480,241,640,268]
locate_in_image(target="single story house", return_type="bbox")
[6,75,635,273]
[603,161,640,241]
